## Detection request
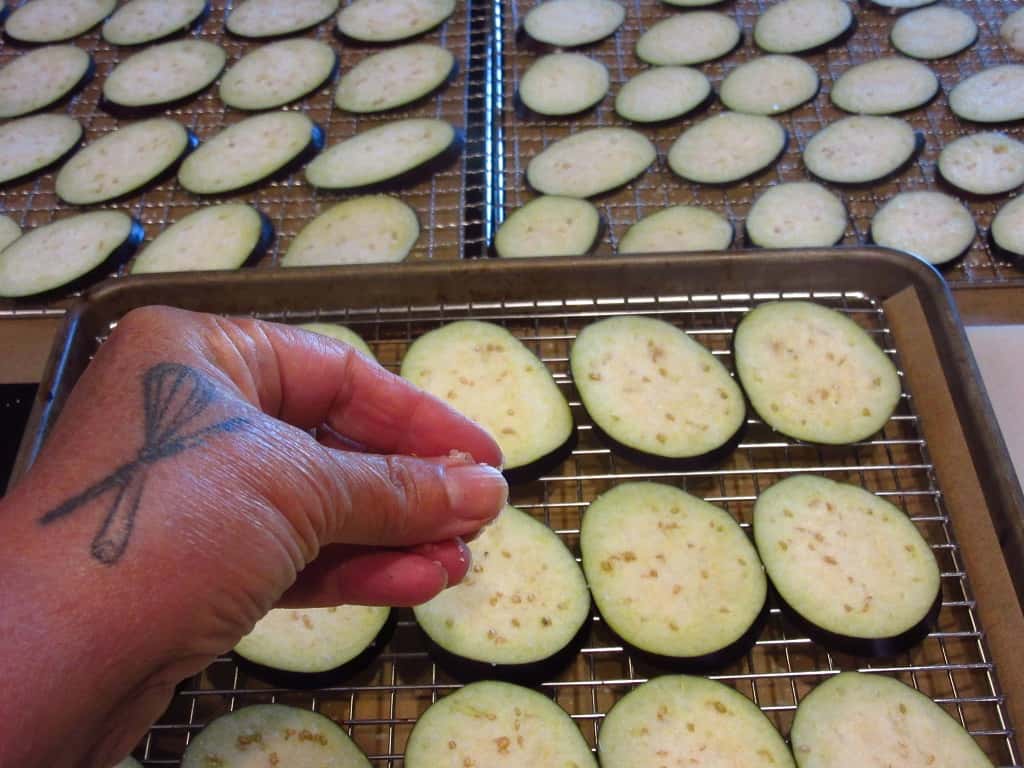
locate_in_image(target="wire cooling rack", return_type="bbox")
[0,0,490,313]
[497,0,1024,285]
[2,0,1024,317]
[127,290,1019,767]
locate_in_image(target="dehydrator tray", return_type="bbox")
[495,0,1024,285]
[12,249,1024,766]
[0,0,491,315]
[2,0,1024,317]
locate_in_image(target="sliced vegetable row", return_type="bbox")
[0,37,455,116]
[0,193,429,297]
[2,0,453,44]
[177,672,995,768]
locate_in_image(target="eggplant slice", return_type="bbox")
[494,195,600,258]
[0,216,20,252]
[519,53,609,116]
[949,65,1024,123]
[226,0,339,37]
[0,114,82,185]
[890,6,977,60]
[830,57,938,115]
[582,482,766,660]
[5,0,115,43]
[636,12,741,66]
[56,118,194,205]
[871,191,975,266]
[0,211,142,298]
[992,196,1024,259]
[182,705,371,768]
[305,118,456,190]
[803,116,918,184]
[754,475,940,650]
[720,54,819,115]
[522,0,625,47]
[219,39,337,111]
[1003,8,1024,54]
[103,39,226,109]
[733,300,902,444]
[178,112,322,195]
[400,320,574,472]
[282,196,419,267]
[234,606,390,674]
[413,505,590,666]
[405,681,597,768]
[745,181,847,248]
[600,676,795,768]
[130,205,270,274]
[0,46,92,119]
[618,205,733,253]
[615,66,710,123]
[791,673,994,768]
[571,315,745,459]
[668,112,786,184]
[527,127,655,198]
[754,0,852,53]
[102,0,209,45]
[334,44,454,113]
[336,0,455,43]
[298,323,375,357]
[938,132,1024,196]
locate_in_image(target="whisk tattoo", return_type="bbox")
[38,362,249,565]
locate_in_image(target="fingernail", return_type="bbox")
[432,561,449,590]
[455,536,472,570]
[445,462,508,520]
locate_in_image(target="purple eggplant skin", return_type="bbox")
[230,612,397,690]
[183,122,325,199]
[7,216,145,303]
[311,128,464,194]
[768,581,941,657]
[420,607,591,685]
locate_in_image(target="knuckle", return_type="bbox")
[381,456,423,539]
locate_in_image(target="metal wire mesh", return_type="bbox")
[496,0,1024,285]
[109,290,1020,766]
[0,0,490,314]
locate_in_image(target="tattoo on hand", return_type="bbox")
[38,363,249,565]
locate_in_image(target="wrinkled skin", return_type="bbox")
[0,306,507,768]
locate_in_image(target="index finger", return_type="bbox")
[241,320,503,466]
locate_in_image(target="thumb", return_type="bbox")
[315,449,508,547]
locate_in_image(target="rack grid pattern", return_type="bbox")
[88,290,1020,767]
[3,0,1024,315]
[0,0,489,313]
[497,0,1024,285]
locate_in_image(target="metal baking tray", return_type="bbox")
[0,0,491,315]
[496,0,1024,285]
[12,250,1024,766]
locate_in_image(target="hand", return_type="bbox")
[0,306,507,768]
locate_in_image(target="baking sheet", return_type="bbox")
[13,250,1022,766]
[497,0,1024,285]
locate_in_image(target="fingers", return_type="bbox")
[277,539,471,608]
[248,321,503,467]
[317,448,507,546]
